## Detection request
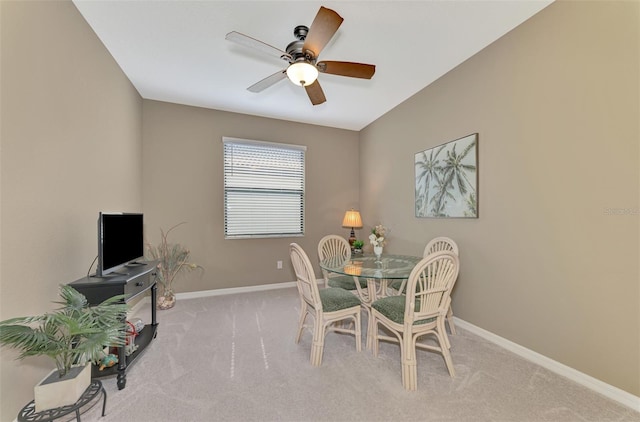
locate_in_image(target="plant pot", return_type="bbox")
[34,363,91,412]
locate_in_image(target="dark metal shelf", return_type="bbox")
[91,324,158,378]
[69,261,158,390]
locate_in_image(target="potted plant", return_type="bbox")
[146,222,200,310]
[0,285,127,411]
[352,240,364,254]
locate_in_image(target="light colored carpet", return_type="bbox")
[76,287,638,422]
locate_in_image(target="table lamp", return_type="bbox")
[342,209,363,247]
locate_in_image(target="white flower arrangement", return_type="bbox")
[369,224,388,247]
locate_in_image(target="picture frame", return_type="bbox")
[414,133,478,218]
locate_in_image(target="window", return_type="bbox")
[223,137,306,239]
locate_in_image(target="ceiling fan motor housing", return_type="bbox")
[287,26,315,63]
[293,25,308,40]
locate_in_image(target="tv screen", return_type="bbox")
[97,212,144,277]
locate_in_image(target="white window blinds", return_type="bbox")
[223,137,306,239]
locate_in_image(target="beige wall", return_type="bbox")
[360,0,639,396]
[0,1,143,419]
[1,0,638,419]
[141,100,360,292]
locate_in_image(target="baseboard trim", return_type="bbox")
[128,281,300,316]
[175,279,319,300]
[453,317,640,412]
[128,296,150,317]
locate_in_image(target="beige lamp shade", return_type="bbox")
[342,210,363,229]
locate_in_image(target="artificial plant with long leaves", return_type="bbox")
[146,222,199,298]
[0,285,128,377]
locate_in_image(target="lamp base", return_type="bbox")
[348,228,356,247]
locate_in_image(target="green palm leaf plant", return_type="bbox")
[0,285,128,377]
[146,222,200,309]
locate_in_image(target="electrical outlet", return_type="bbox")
[277,260,283,269]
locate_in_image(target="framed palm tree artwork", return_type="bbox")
[415,133,478,218]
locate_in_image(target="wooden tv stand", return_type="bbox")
[69,261,158,390]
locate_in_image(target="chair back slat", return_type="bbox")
[423,236,459,257]
[290,243,322,311]
[405,251,459,323]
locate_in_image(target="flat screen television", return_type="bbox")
[97,212,144,277]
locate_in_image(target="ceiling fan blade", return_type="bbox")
[302,7,344,58]
[247,70,287,93]
[317,61,376,79]
[304,80,326,105]
[226,31,292,62]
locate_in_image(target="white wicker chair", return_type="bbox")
[424,237,459,335]
[317,235,363,291]
[371,251,460,390]
[290,243,362,366]
[392,236,460,338]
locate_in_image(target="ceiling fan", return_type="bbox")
[225,6,376,106]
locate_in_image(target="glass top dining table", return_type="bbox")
[320,253,422,349]
[319,254,422,281]
[319,253,423,306]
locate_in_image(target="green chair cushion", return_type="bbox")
[371,295,435,325]
[327,275,367,291]
[388,280,406,293]
[319,288,361,312]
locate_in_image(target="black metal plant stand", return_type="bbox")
[17,380,106,422]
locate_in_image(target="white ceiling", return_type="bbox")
[72,1,553,131]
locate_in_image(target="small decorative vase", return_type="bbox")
[157,289,176,310]
[374,245,383,261]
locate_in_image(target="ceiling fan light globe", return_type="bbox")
[286,62,318,87]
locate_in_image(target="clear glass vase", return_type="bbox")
[157,289,176,310]
[374,245,383,261]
